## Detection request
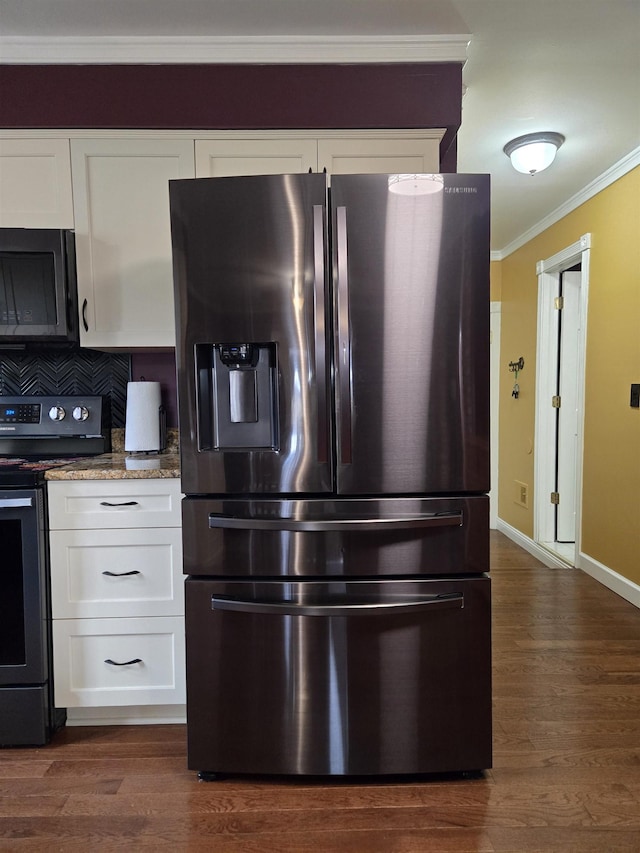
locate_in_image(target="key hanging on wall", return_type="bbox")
[508,357,524,400]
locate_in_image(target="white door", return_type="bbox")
[534,234,590,567]
[556,270,581,542]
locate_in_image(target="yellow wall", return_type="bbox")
[497,166,640,585]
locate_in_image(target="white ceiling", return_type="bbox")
[1,0,638,254]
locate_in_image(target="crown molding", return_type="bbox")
[0,34,470,65]
[496,145,640,260]
[0,128,445,141]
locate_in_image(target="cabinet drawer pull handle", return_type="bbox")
[82,298,89,332]
[99,500,139,507]
[102,570,141,577]
[104,658,143,666]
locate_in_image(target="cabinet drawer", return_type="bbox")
[53,616,185,707]
[48,479,182,530]
[50,528,183,619]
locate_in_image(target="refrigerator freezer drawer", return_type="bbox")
[185,576,491,776]
[183,495,489,577]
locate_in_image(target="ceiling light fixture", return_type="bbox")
[503,132,565,176]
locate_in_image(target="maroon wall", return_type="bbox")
[0,63,461,168]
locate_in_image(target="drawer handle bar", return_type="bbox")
[211,592,464,617]
[99,501,139,507]
[102,570,141,577]
[104,658,143,666]
[208,511,463,532]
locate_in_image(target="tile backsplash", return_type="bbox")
[0,349,130,427]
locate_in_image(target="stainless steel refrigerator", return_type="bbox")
[169,172,491,778]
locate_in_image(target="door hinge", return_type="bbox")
[554,296,564,310]
[552,395,561,408]
[550,491,560,505]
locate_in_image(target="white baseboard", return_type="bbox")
[496,517,640,609]
[495,518,571,569]
[65,704,187,726]
[579,552,640,609]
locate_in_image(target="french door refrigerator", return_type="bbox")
[169,172,491,777]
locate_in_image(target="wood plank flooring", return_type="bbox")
[2,531,639,851]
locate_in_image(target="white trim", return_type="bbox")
[536,234,591,275]
[489,301,501,529]
[497,518,640,609]
[579,553,640,610]
[496,518,571,569]
[65,704,187,726]
[496,146,640,259]
[0,34,470,65]
[0,128,445,142]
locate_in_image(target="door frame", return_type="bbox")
[534,234,591,564]
[490,301,501,529]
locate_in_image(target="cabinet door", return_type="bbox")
[50,527,184,619]
[0,138,74,228]
[71,138,194,349]
[47,479,183,530]
[53,616,186,707]
[317,137,440,175]
[195,138,317,177]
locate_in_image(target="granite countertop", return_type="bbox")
[44,427,180,480]
[44,452,181,480]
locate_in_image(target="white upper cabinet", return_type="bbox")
[196,133,442,179]
[0,138,74,228]
[1,131,441,351]
[317,136,440,175]
[196,138,317,177]
[71,138,195,350]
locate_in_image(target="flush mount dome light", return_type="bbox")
[388,174,444,195]
[503,132,565,175]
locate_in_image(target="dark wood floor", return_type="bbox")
[2,531,640,852]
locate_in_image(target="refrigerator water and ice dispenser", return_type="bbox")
[196,342,279,451]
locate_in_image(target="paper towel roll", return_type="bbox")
[125,381,164,452]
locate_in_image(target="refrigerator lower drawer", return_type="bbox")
[183,495,489,577]
[185,576,491,776]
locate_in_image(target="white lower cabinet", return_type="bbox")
[48,479,185,721]
[52,616,185,707]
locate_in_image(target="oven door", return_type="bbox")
[0,489,48,685]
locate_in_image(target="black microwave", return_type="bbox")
[0,228,79,346]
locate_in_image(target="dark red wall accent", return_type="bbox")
[0,63,461,167]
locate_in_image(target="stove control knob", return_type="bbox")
[72,406,90,422]
[48,406,66,421]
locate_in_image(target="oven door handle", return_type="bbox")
[208,511,463,532]
[211,592,464,617]
[0,497,33,508]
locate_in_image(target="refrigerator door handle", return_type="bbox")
[336,205,352,464]
[208,510,463,532]
[211,592,464,617]
[313,204,328,464]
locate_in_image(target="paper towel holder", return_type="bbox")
[125,379,167,454]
